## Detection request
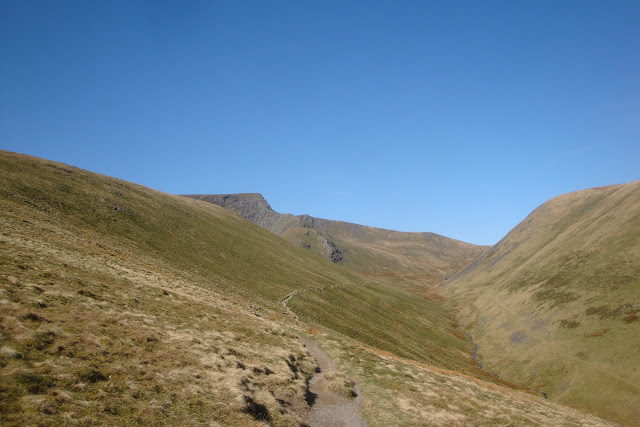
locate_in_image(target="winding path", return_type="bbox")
[282,286,368,426]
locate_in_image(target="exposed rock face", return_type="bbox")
[320,235,344,263]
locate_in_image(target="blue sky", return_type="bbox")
[1,1,639,245]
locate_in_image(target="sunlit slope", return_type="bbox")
[186,193,486,289]
[442,181,640,425]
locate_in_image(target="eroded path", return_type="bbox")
[299,334,368,427]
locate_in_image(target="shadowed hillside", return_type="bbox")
[184,193,486,292]
[0,150,609,426]
[442,181,640,425]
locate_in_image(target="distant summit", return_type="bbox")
[186,193,298,235]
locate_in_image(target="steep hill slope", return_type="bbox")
[184,193,486,291]
[441,181,640,425]
[0,150,608,425]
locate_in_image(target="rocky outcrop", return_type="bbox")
[316,233,344,263]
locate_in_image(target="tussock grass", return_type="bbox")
[323,372,357,398]
[0,234,316,425]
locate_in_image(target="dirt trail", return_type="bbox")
[299,334,368,427]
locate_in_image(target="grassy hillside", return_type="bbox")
[0,150,608,425]
[0,151,360,425]
[441,182,640,425]
[186,193,486,291]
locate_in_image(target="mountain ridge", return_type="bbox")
[184,193,487,290]
[184,192,476,241]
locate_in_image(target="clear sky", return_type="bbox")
[1,1,639,245]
